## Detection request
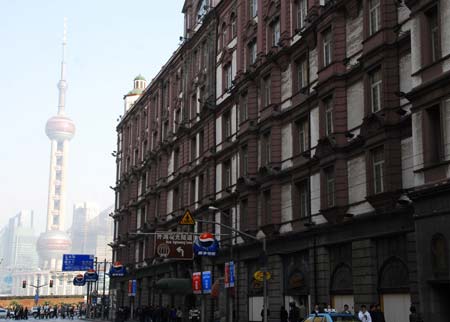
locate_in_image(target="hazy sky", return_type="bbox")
[0,1,184,233]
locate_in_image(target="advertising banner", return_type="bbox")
[84,269,99,282]
[73,274,86,286]
[192,272,202,294]
[229,261,235,288]
[128,279,137,297]
[224,262,230,288]
[193,232,219,256]
[202,271,212,294]
[109,261,127,277]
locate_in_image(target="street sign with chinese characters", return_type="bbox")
[154,232,194,260]
[62,254,94,271]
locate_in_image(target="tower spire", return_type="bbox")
[57,17,68,115]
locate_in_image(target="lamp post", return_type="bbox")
[202,206,268,322]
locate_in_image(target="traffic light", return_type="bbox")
[49,280,53,288]
[22,280,26,288]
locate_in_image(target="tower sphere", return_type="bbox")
[36,230,72,261]
[45,115,76,141]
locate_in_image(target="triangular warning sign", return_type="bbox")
[179,209,195,225]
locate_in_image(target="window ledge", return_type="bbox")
[411,53,450,77]
[413,159,450,173]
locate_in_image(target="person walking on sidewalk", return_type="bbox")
[358,305,372,322]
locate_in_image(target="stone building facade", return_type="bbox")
[111,1,450,322]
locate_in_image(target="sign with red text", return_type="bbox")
[192,272,202,294]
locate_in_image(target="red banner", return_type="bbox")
[224,262,230,288]
[192,272,202,294]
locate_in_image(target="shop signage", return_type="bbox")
[73,274,86,286]
[202,271,212,294]
[109,261,127,277]
[84,269,99,282]
[192,272,202,294]
[193,232,219,256]
[154,231,194,260]
[128,279,137,297]
[288,271,305,289]
[253,270,272,282]
[62,254,94,271]
[225,261,235,288]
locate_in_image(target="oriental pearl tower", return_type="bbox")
[37,19,74,270]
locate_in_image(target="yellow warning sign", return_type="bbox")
[179,209,196,225]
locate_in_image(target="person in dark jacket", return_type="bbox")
[280,306,288,322]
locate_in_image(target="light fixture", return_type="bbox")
[208,206,219,212]
[118,244,127,248]
[397,194,412,206]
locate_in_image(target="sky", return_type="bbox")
[0,0,184,234]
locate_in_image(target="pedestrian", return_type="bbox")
[298,302,306,321]
[409,306,423,322]
[375,304,385,322]
[312,304,320,315]
[280,306,288,322]
[358,305,372,322]
[188,307,200,322]
[341,304,351,314]
[176,307,183,322]
[288,302,299,322]
[260,305,270,321]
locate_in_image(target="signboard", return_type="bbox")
[84,270,99,282]
[109,261,127,277]
[225,261,235,288]
[193,232,219,256]
[34,292,39,304]
[128,280,137,297]
[154,231,194,260]
[253,271,272,282]
[202,271,212,294]
[192,272,202,294]
[179,209,195,225]
[62,254,94,271]
[73,274,86,286]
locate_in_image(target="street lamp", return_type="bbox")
[202,207,269,322]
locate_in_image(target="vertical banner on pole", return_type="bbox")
[229,261,235,288]
[224,263,230,288]
[192,272,202,294]
[202,271,212,294]
[128,280,136,297]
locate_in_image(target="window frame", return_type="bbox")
[322,28,333,67]
[369,0,381,36]
[325,166,335,208]
[262,75,271,107]
[372,146,385,194]
[324,98,333,136]
[370,68,382,113]
[295,0,307,31]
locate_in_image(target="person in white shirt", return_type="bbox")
[358,305,372,322]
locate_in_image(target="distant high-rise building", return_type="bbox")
[0,210,38,270]
[37,18,74,270]
[70,202,99,254]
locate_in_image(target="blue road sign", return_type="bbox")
[202,271,212,294]
[229,261,235,287]
[62,254,94,271]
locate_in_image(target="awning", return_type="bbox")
[154,278,192,294]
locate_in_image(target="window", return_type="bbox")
[197,0,208,22]
[174,148,180,172]
[173,188,179,211]
[57,141,64,152]
[323,28,332,66]
[325,167,335,208]
[372,146,384,194]
[223,111,232,139]
[241,145,249,176]
[54,200,60,210]
[427,7,440,63]
[296,0,307,31]
[425,105,443,164]
[297,118,309,154]
[296,180,310,218]
[225,64,233,90]
[370,68,382,112]
[324,98,333,136]
[240,92,248,122]
[55,185,61,195]
[369,0,381,35]
[56,156,63,166]
[272,19,281,47]
[250,0,257,18]
[240,199,248,229]
[248,40,257,65]
[199,129,205,154]
[53,215,60,225]
[141,140,147,161]
[262,75,271,107]
[198,174,204,201]
[231,13,237,38]
[222,23,228,48]
[190,179,196,205]
[202,43,208,69]
[262,132,271,166]
[296,57,308,91]
[191,94,197,119]
[56,171,62,181]
[223,160,232,188]
[136,208,142,230]
[262,190,271,225]
[191,136,197,161]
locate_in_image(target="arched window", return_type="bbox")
[231,13,237,39]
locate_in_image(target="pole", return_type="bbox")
[102,259,107,320]
[262,237,267,322]
[87,281,91,319]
